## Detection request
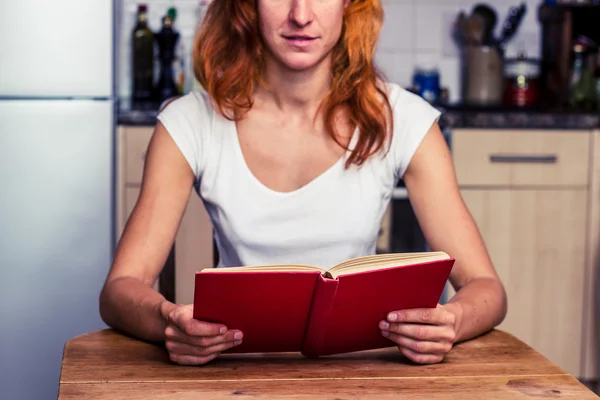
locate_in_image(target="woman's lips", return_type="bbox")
[283,35,317,47]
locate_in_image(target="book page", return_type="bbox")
[199,264,326,273]
[328,252,450,278]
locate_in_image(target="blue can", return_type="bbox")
[412,67,440,103]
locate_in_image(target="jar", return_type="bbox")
[412,66,440,103]
[503,56,541,107]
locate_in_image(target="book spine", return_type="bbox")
[300,274,339,358]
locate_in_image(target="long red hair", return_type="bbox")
[193,0,392,167]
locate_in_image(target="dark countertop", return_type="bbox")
[118,108,159,126]
[118,98,600,130]
[437,104,600,131]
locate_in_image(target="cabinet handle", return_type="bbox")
[489,154,558,164]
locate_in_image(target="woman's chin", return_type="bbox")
[277,54,329,72]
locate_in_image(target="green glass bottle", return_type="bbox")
[132,4,154,105]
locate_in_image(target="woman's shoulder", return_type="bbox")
[378,81,441,127]
[377,81,442,179]
[379,81,435,112]
[156,89,218,181]
[156,89,218,143]
[158,89,215,121]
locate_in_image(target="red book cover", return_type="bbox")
[301,274,339,357]
[193,270,320,353]
[193,255,455,356]
[304,258,454,357]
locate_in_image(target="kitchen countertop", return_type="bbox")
[118,98,600,130]
[437,104,600,130]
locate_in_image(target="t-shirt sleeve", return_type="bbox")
[156,92,212,183]
[387,84,442,180]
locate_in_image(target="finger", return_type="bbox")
[381,331,452,355]
[169,352,220,366]
[165,338,242,358]
[398,346,444,365]
[180,318,228,337]
[165,324,243,347]
[168,306,228,337]
[387,306,455,326]
[379,321,456,343]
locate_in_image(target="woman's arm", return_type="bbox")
[100,121,243,364]
[404,122,507,341]
[99,122,195,342]
[379,122,507,363]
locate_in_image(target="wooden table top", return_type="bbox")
[59,329,599,399]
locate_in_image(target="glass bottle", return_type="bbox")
[132,4,154,105]
[153,13,181,103]
[167,7,186,94]
[569,43,585,109]
[595,51,600,111]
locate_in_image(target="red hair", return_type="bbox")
[193,0,392,167]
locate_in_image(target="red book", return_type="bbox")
[193,252,454,357]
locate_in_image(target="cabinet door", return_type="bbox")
[461,189,588,377]
[582,130,600,380]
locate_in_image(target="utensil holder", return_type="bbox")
[462,46,504,105]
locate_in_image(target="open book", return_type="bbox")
[193,251,454,357]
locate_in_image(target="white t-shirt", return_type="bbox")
[156,82,441,269]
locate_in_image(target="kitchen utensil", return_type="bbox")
[468,13,486,46]
[454,12,471,46]
[472,3,497,45]
[497,2,527,49]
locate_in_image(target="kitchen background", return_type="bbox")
[118,0,542,104]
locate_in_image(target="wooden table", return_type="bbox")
[58,329,599,399]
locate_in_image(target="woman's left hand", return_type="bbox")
[379,304,459,364]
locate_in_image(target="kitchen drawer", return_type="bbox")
[452,129,591,187]
[124,126,154,185]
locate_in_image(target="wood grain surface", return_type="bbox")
[58,329,599,399]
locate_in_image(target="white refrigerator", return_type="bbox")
[0,1,115,398]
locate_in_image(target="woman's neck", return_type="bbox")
[254,55,333,119]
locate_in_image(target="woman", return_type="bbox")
[100,0,507,366]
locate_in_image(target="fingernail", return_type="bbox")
[380,320,390,330]
[234,340,242,345]
[382,331,389,337]
[388,313,398,321]
[234,331,243,340]
[220,326,227,334]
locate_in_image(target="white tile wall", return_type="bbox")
[117,0,543,103]
[376,0,543,102]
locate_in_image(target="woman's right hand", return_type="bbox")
[162,303,243,365]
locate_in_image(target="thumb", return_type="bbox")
[168,304,194,327]
[171,305,227,337]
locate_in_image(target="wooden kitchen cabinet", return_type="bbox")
[582,130,600,382]
[116,125,214,305]
[461,189,587,376]
[450,128,598,380]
